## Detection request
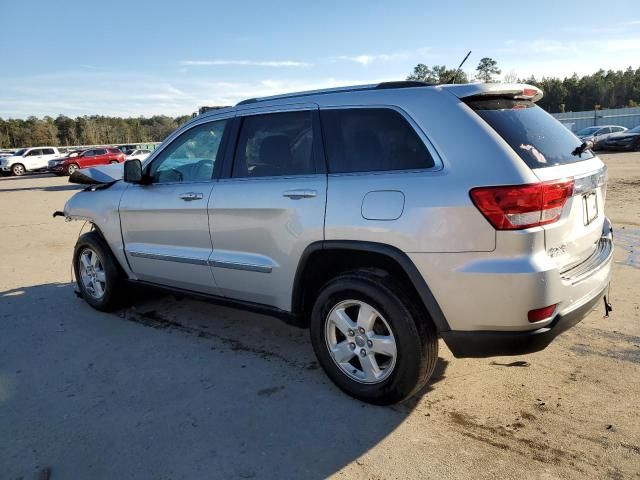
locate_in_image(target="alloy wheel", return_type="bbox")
[78,248,107,299]
[325,299,397,384]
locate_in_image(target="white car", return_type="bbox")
[125,149,152,162]
[0,147,62,176]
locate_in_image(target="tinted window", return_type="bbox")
[42,148,55,155]
[150,120,227,183]
[321,108,434,173]
[597,127,611,134]
[93,149,107,155]
[467,98,594,168]
[26,149,42,156]
[233,111,315,178]
[612,127,625,132]
[83,150,94,157]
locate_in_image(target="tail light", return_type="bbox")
[470,179,574,230]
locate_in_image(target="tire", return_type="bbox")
[66,163,79,176]
[11,163,25,176]
[310,268,438,405]
[73,231,126,311]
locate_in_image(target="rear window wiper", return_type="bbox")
[572,141,592,157]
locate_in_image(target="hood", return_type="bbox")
[69,163,123,185]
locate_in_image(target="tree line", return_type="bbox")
[0,115,193,149]
[407,58,640,114]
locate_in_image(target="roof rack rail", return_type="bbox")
[236,98,258,106]
[375,80,433,89]
[234,80,432,107]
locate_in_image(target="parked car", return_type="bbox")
[47,150,82,175]
[575,125,627,149]
[601,125,640,151]
[0,147,62,176]
[63,82,613,405]
[49,147,125,175]
[125,149,152,162]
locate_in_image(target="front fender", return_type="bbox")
[64,181,133,278]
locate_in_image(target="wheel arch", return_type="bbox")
[292,240,450,333]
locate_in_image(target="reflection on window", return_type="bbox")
[151,120,226,183]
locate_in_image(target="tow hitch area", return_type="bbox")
[603,294,613,317]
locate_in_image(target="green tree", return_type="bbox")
[407,64,469,84]
[475,57,501,83]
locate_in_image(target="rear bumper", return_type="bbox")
[441,282,608,358]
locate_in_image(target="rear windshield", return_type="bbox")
[467,98,594,168]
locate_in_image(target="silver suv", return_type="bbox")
[63,81,613,404]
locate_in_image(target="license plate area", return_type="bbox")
[582,191,598,226]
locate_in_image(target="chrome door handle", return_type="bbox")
[178,192,204,201]
[282,189,317,199]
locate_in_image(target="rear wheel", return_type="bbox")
[73,231,126,311]
[310,269,438,405]
[11,163,25,176]
[66,163,79,175]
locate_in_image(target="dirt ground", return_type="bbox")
[1,152,639,480]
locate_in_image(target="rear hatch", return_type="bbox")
[457,85,606,271]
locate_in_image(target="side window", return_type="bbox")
[320,108,434,173]
[149,119,227,183]
[232,111,315,178]
[26,149,42,156]
[597,127,611,135]
[83,150,94,157]
[42,148,55,155]
[612,127,624,132]
[94,149,107,155]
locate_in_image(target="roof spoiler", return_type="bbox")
[438,83,544,102]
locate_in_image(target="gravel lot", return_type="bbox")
[1,153,639,480]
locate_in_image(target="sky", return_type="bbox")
[1,0,639,118]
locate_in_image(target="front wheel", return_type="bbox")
[66,163,79,175]
[11,163,26,176]
[73,231,126,311]
[310,269,438,405]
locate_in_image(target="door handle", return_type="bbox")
[282,189,317,199]
[178,192,204,201]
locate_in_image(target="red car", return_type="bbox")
[50,147,125,176]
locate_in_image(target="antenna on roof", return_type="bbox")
[444,51,472,84]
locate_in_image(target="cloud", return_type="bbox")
[0,72,397,118]
[335,47,431,66]
[180,60,311,67]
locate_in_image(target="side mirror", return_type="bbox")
[123,159,143,183]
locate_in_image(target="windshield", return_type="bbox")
[467,98,594,169]
[13,148,27,156]
[576,127,600,136]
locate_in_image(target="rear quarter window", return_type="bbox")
[320,108,434,174]
[466,98,594,168]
